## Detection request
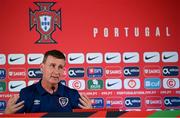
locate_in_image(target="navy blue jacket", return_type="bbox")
[16,80,80,113]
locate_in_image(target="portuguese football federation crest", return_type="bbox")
[29,2,61,44]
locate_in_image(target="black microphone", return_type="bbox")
[51,86,55,94]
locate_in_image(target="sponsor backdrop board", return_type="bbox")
[0,0,180,112]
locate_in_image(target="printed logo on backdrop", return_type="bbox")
[123,67,140,77]
[68,53,84,64]
[8,68,26,79]
[105,66,122,77]
[162,66,179,76]
[123,52,139,63]
[0,69,6,80]
[68,79,85,90]
[87,79,103,90]
[8,54,25,65]
[144,78,161,89]
[104,52,121,63]
[143,52,160,63]
[86,53,103,64]
[93,26,171,38]
[8,81,26,92]
[68,68,84,78]
[125,97,141,108]
[91,98,104,108]
[163,78,179,89]
[0,101,6,111]
[105,79,122,90]
[124,78,140,89]
[29,2,61,44]
[145,96,162,108]
[144,66,161,77]
[28,68,42,79]
[164,97,180,108]
[87,67,103,78]
[0,81,6,92]
[162,52,178,62]
[27,54,44,64]
[0,54,6,65]
[106,97,123,108]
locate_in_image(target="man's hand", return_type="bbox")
[78,94,92,109]
[4,95,24,114]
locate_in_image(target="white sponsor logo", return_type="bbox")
[0,54,6,65]
[106,79,122,90]
[162,52,178,62]
[68,79,85,90]
[86,53,103,64]
[163,78,179,89]
[27,53,44,64]
[8,81,26,92]
[68,53,84,64]
[124,78,140,89]
[8,54,25,65]
[104,52,121,63]
[123,52,139,63]
[59,97,69,107]
[33,99,40,105]
[143,52,160,63]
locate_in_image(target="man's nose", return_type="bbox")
[53,67,60,74]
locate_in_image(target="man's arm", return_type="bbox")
[4,95,24,114]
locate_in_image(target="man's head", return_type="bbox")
[42,50,66,63]
[41,50,66,86]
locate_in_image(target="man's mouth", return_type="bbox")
[51,76,59,79]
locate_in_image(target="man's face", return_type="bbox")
[41,55,65,85]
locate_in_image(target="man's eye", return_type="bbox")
[58,66,63,69]
[50,64,55,68]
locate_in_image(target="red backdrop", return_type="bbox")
[0,0,179,112]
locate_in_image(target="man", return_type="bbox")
[5,50,92,113]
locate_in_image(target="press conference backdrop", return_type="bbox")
[0,0,180,112]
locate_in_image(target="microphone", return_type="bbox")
[51,86,55,94]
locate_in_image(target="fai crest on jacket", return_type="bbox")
[29,2,61,44]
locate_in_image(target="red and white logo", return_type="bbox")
[163,78,179,89]
[105,66,122,77]
[8,68,26,79]
[68,79,85,90]
[106,97,123,108]
[29,2,61,44]
[124,78,140,89]
[144,66,161,77]
[145,96,162,108]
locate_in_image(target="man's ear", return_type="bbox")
[40,63,44,72]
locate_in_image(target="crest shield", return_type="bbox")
[40,15,51,32]
[59,97,69,107]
